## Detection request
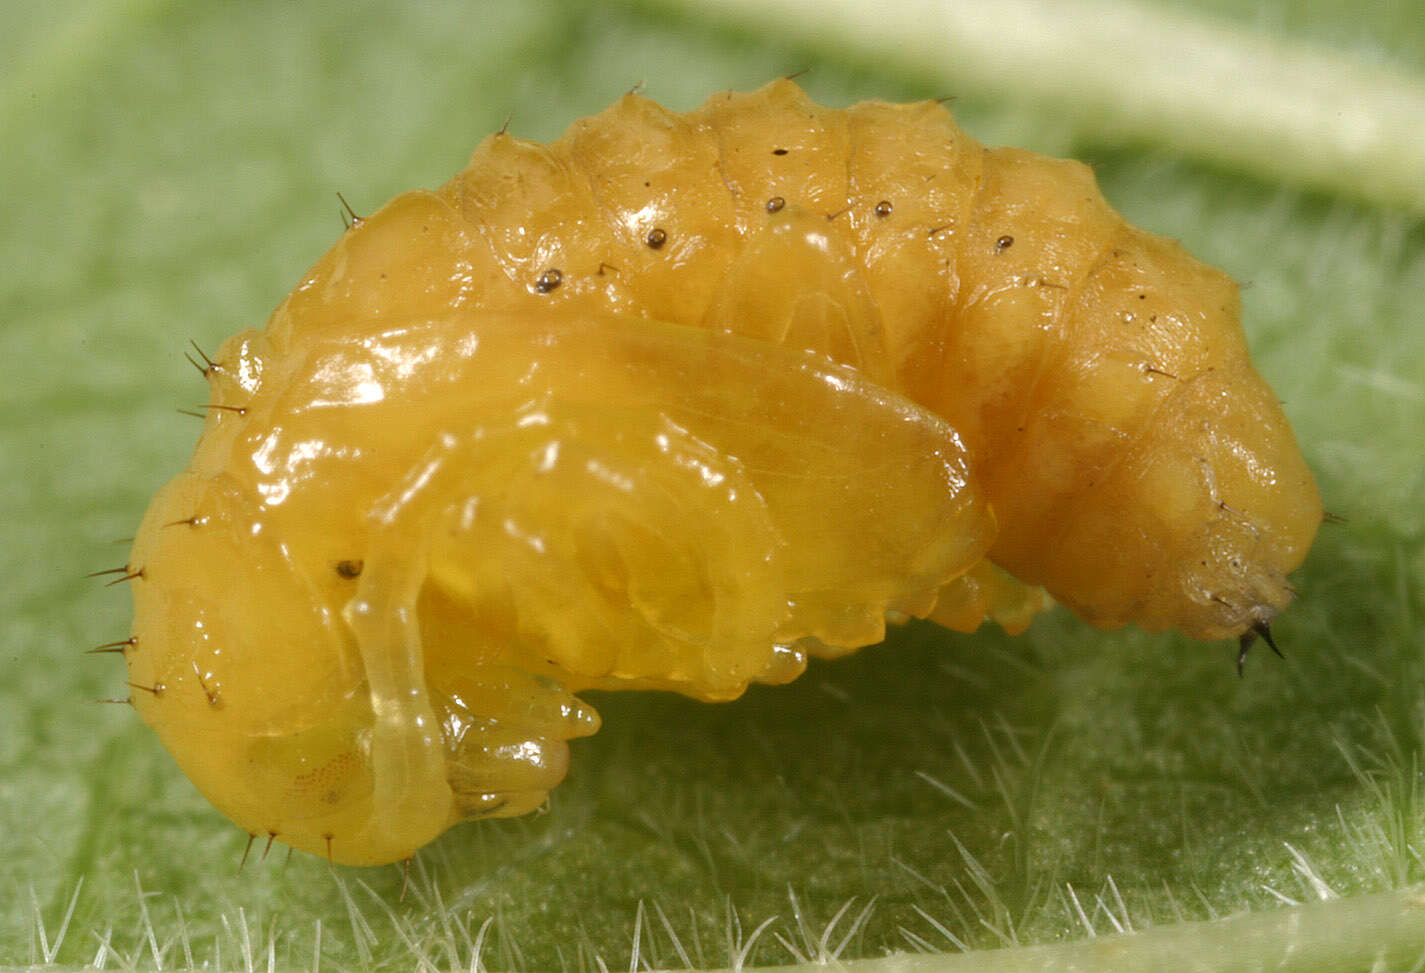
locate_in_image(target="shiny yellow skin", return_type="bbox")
[124,81,1319,866]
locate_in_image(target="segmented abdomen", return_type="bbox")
[270,78,1319,641]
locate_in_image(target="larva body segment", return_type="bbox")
[124,81,1319,865]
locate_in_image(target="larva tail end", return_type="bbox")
[1236,619,1282,677]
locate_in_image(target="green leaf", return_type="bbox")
[5,1,1423,969]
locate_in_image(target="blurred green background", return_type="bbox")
[4,1,1423,969]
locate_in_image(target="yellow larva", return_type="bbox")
[115,80,1320,866]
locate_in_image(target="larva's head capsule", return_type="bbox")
[125,473,441,865]
[126,467,603,865]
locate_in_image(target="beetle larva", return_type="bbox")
[115,80,1320,865]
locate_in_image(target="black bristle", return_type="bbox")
[1236,620,1283,676]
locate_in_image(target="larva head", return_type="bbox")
[123,472,420,863]
[125,392,601,865]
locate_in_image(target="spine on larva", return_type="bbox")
[122,80,1320,865]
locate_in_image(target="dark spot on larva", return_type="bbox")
[765,196,786,214]
[646,227,667,250]
[995,235,1014,252]
[772,148,789,156]
[1139,293,1148,299]
[335,559,364,579]
[873,200,893,218]
[535,269,563,293]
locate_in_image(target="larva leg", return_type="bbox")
[801,561,1050,661]
[429,665,599,819]
[341,454,458,859]
[927,560,1051,636]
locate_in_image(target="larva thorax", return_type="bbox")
[124,80,1319,865]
